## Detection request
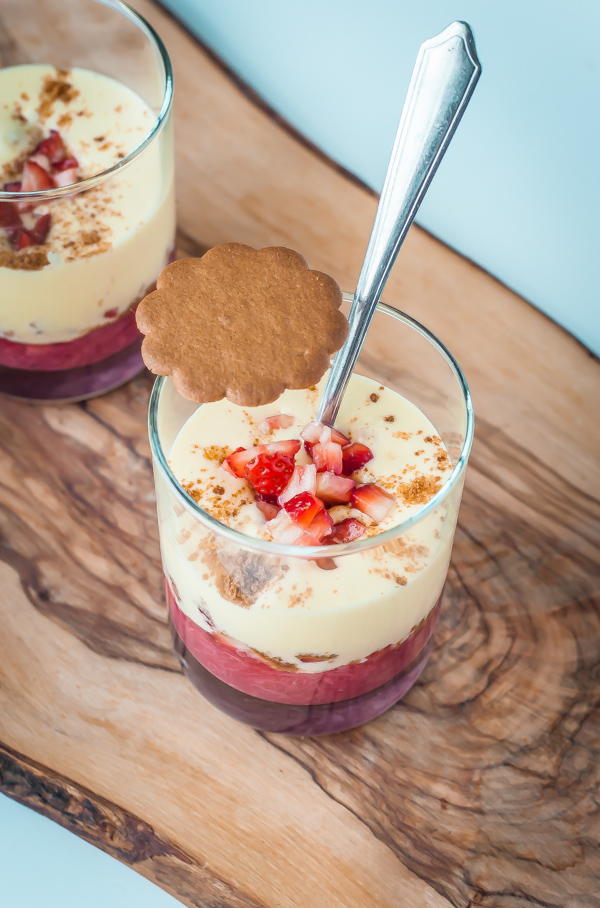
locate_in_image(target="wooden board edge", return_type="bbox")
[0,741,266,908]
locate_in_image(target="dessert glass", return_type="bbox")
[149,298,473,735]
[0,0,174,402]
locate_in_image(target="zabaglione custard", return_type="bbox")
[158,371,457,733]
[0,64,174,400]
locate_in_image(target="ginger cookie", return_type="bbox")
[136,243,348,406]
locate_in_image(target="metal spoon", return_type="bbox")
[317,21,481,426]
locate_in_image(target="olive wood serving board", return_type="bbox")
[0,2,599,905]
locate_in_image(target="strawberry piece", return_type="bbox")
[324,517,366,544]
[29,213,51,245]
[255,493,280,510]
[21,161,54,192]
[329,427,350,446]
[245,451,295,498]
[256,500,279,521]
[341,442,374,475]
[351,484,395,523]
[222,439,300,480]
[315,472,355,505]
[284,492,324,529]
[53,155,79,172]
[15,229,35,250]
[300,421,323,444]
[301,421,349,446]
[266,509,304,544]
[28,153,52,173]
[265,502,333,546]
[222,445,266,478]
[311,440,343,475]
[259,414,294,434]
[53,162,79,188]
[294,532,323,547]
[265,439,301,458]
[306,508,334,542]
[278,463,317,506]
[34,129,67,164]
[0,201,22,229]
[3,181,33,215]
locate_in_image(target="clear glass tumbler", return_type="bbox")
[149,298,473,735]
[0,0,174,401]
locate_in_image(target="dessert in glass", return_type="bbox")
[0,0,174,401]
[149,294,473,735]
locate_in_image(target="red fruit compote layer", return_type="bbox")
[161,372,455,733]
[0,65,174,400]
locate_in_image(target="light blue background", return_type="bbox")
[163,0,600,355]
[3,2,598,905]
[0,794,181,907]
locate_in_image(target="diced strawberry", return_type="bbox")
[278,463,317,506]
[265,439,301,458]
[28,153,52,173]
[222,439,299,481]
[53,165,79,188]
[300,421,350,447]
[284,492,324,529]
[300,421,323,444]
[266,509,304,544]
[3,181,33,215]
[53,155,79,172]
[324,517,366,544]
[28,213,51,245]
[34,129,67,164]
[315,472,355,505]
[351,484,395,523]
[318,424,351,446]
[21,161,54,192]
[259,414,294,434]
[256,500,279,521]
[306,508,334,542]
[330,427,350,446]
[341,442,374,475]
[245,451,295,498]
[15,229,35,250]
[294,532,323,547]
[222,445,265,478]
[0,201,22,229]
[311,440,343,474]
[255,490,278,505]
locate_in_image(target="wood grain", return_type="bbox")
[1,1,599,906]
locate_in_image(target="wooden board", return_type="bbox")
[1,2,599,905]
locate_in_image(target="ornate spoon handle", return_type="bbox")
[317,21,481,426]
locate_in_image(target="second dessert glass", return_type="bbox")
[0,0,174,401]
[149,297,473,735]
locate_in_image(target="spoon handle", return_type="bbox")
[317,21,481,426]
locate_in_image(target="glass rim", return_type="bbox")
[149,299,474,559]
[0,0,174,202]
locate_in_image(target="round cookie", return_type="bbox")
[136,243,348,406]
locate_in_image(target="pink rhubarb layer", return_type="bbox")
[0,307,141,371]
[167,577,441,706]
